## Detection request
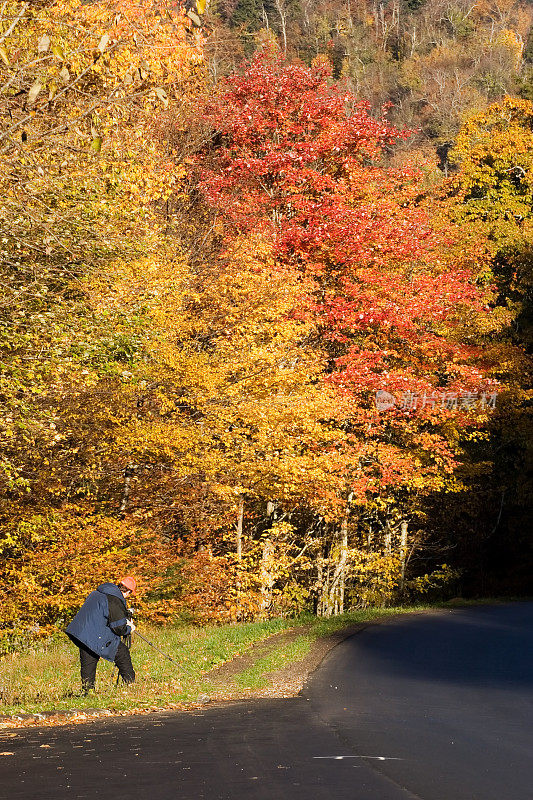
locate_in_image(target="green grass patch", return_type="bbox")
[0,617,293,715]
[233,636,312,690]
[304,604,431,638]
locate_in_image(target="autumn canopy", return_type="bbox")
[1,0,532,644]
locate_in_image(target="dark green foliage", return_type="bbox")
[227,0,264,29]
[516,67,533,101]
[401,0,427,9]
[523,24,533,63]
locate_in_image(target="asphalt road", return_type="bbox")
[3,603,533,800]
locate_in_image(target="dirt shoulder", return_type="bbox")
[205,621,372,700]
[206,608,448,700]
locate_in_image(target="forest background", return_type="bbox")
[1,0,532,651]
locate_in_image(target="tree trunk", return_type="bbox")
[367,522,373,549]
[330,515,348,614]
[275,0,288,55]
[319,517,348,616]
[262,3,269,29]
[399,520,408,592]
[338,515,348,613]
[318,547,332,617]
[118,463,134,514]
[384,523,392,556]
[236,494,244,561]
[316,559,323,615]
[260,537,275,615]
[321,560,331,617]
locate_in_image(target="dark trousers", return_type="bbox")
[79,640,135,689]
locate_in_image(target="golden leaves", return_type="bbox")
[51,43,65,60]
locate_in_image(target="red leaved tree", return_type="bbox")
[198,51,494,499]
[193,51,499,610]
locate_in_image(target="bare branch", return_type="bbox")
[0,1,29,45]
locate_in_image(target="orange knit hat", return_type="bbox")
[118,576,137,593]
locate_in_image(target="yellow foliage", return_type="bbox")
[452,96,533,247]
[0,506,181,640]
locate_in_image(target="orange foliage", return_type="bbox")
[0,506,182,644]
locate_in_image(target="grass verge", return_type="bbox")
[0,617,293,715]
[0,600,515,717]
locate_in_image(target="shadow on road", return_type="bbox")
[334,602,533,691]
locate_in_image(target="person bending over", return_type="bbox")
[65,577,137,692]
